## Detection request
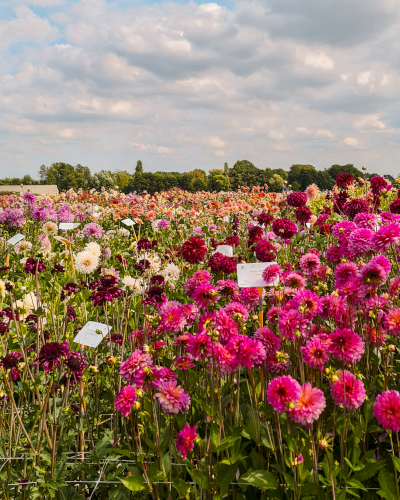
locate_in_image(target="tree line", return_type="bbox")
[0,161,373,193]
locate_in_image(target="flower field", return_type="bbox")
[1,175,400,499]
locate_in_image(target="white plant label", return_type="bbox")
[121,218,135,226]
[7,234,25,246]
[237,262,278,288]
[222,216,230,222]
[306,223,311,228]
[213,245,233,257]
[73,321,111,348]
[59,223,80,230]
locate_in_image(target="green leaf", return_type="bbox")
[353,460,385,482]
[347,479,367,491]
[119,476,146,492]
[218,464,238,497]
[216,436,241,452]
[378,469,398,500]
[172,478,190,499]
[300,482,319,497]
[392,455,400,473]
[107,448,132,460]
[242,470,279,490]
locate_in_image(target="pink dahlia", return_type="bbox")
[192,284,220,309]
[240,287,264,310]
[176,424,197,460]
[348,228,374,256]
[262,264,281,286]
[291,289,322,320]
[254,327,281,355]
[216,279,239,297]
[279,309,306,342]
[359,261,388,287]
[272,218,298,239]
[255,239,277,262]
[326,245,342,264]
[295,206,312,224]
[354,212,377,230]
[330,370,366,410]
[155,381,190,414]
[227,335,266,369]
[160,304,186,333]
[213,342,238,375]
[215,309,238,343]
[266,351,291,374]
[372,223,400,254]
[287,191,307,208]
[329,328,364,364]
[370,255,392,275]
[299,253,320,276]
[283,272,306,289]
[384,309,400,336]
[120,350,152,385]
[115,385,137,417]
[288,383,326,426]
[184,270,212,298]
[332,221,356,243]
[301,336,330,371]
[388,276,400,298]
[180,303,199,327]
[335,262,358,288]
[267,375,302,414]
[374,390,400,432]
[173,356,195,370]
[186,333,212,360]
[224,301,249,322]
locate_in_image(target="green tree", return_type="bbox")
[91,170,116,191]
[267,174,284,192]
[208,169,230,191]
[230,160,261,189]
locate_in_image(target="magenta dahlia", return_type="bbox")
[267,375,301,414]
[115,386,137,417]
[287,191,307,208]
[288,382,326,426]
[176,424,197,460]
[330,370,366,410]
[374,390,400,432]
[272,218,298,239]
[155,380,190,414]
[329,328,364,364]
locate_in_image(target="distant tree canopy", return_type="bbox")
[0,161,377,194]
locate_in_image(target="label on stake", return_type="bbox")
[213,245,233,257]
[7,234,25,246]
[237,262,278,288]
[121,218,135,226]
[73,321,111,348]
[59,223,80,230]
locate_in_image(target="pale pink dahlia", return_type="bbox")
[155,380,190,414]
[176,424,197,460]
[329,328,364,364]
[299,253,320,276]
[374,390,400,432]
[288,383,326,426]
[330,370,366,410]
[115,385,137,417]
[267,375,301,414]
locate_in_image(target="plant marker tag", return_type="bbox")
[73,321,111,348]
[223,216,230,222]
[213,245,233,257]
[54,236,72,246]
[306,223,311,228]
[59,223,79,230]
[121,218,135,226]
[7,234,25,246]
[237,262,278,288]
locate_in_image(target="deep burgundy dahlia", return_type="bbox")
[371,176,389,196]
[208,253,236,274]
[62,283,79,296]
[287,191,307,208]
[150,275,166,286]
[208,253,225,273]
[37,342,69,371]
[390,199,400,214]
[295,206,312,224]
[336,173,354,188]
[181,237,207,264]
[24,258,46,275]
[137,238,153,251]
[67,305,77,321]
[255,239,277,262]
[272,218,298,239]
[1,352,21,370]
[248,226,264,247]
[343,199,369,219]
[257,212,274,227]
[224,235,239,247]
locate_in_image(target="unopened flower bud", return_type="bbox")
[389,344,396,353]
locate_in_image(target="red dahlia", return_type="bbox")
[255,239,277,262]
[272,218,298,239]
[257,212,274,226]
[336,173,354,188]
[343,199,369,219]
[287,191,307,208]
[295,206,312,224]
[181,237,207,264]
[390,199,400,214]
[248,226,264,247]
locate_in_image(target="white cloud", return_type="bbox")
[304,52,334,70]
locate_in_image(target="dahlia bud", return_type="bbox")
[89,365,99,373]
[288,401,296,410]
[136,389,143,397]
[319,439,329,449]
[389,344,396,353]
[134,401,141,410]
[106,356,116,365]
[331,374,339,383]
[324,367,330,375]
[298,306,305,314]
[124,470,131,477]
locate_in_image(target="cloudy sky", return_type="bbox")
[1,0,400,178]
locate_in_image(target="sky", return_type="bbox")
[1,0,400,178]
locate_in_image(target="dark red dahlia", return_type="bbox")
[51,261,65,274]
[1,307,18,321]
[343,199,369,219]
[224,235,239,247]
[62,282,79,296]
[220,256,237,275]
[137,238,153,251]
[1,351,21,370]
[110,333,123,344]
[389,199,400,214]
[287,191,307,207]
[63,351,86,384]
[90,287,122,306]
[24,258,46,275]
[208,252,225,273]
[37,342,69,371]
[67,305,77,321]
[145,285,166,306]
[181,237,207,264]
[149,275,165,286]
[255,240,277,262]
[295,206,312,224]
[370,176,389,196]
[336,173,354,188]
[248,226,264,247]
[257,212,274,227]
[100,275,119,289]
[272,218,298,239]
[0,322,9,335]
